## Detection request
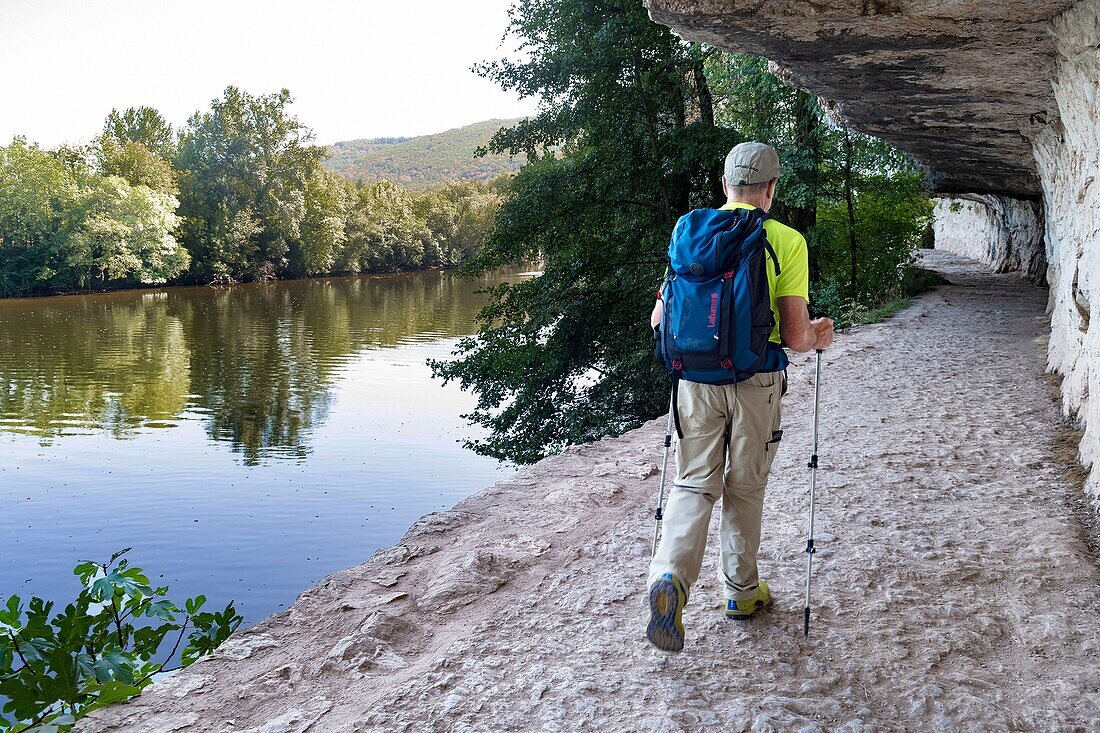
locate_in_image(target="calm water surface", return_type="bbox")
[0,270,519,624]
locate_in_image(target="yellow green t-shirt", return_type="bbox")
[719,202,809,344]
[659,203,810,344]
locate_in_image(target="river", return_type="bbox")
[0,269,520,625]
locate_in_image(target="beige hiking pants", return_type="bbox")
[648,370,786,602]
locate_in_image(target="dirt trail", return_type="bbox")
[80,251,1100,732]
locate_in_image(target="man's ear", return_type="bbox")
[767,178,778,199]
[721,175,729,198]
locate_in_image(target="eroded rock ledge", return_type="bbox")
[647,0,1079,197]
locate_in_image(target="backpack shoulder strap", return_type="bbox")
[755,213,782,277]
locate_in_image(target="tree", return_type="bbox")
[292,168,349,277]
[103,106,176,159]
[0,140,82,296]
[431,0,738,463]
[707,52,932,314]
[705,54,823,272]
[413,181,504,269]
[0,139,187,296]
[339,180,430,273]
[3,91,506,299]
[811,127,931,309]
[174,87,324,283]
[67,176,188,288]
[95,136,178,195]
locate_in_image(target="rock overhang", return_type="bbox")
[646,0,1080,198]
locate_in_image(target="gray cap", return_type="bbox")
[724,142,781,186]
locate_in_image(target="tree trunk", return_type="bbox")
[790,90,821,278]
[629,48,676,227]
[843,128,859,301]
[693,60,725,207]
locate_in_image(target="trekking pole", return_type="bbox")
[803,349,823,637]
[652,389,675,556]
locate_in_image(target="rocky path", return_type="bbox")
[81,251,1100,732]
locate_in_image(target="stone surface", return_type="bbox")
[933,196,1045,284]
[646,0,1080,197]
[77,253,1100,732]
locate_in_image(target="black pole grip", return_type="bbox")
[803,607,810,637]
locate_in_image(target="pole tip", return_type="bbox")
[803,607,810,637]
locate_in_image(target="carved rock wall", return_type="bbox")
[933,196,1046,284]
[1034,0,1100,500]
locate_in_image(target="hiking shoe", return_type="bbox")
[646,573,687,652]
[724,580,773,620]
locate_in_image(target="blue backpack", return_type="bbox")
[656,207,789,435]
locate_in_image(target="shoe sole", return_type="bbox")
[647,578,685,652]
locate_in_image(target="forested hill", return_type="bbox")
[324,118,525,188]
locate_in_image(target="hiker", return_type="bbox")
[646,142,834,652]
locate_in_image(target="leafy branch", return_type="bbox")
[0,549,242,732]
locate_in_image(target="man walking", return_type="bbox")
[647,142,834,652]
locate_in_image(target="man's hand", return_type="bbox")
[811,317,834,351]
[651,298,664,330]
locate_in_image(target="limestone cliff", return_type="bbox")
[649,0,1100,502]
[1035,1,1100,493]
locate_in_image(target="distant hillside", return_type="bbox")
[324,119,525,188]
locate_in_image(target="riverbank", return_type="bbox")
[0,265,472,302]
[79,250,1100,731]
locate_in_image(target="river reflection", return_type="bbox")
[0,271,503,461]
[0,269,518,624]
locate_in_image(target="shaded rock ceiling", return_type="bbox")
[647,0,1079,198]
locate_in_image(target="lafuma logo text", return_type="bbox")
[707,293,718,329]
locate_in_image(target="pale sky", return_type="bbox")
[0,0,540,148]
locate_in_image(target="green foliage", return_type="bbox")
[2,91,505,297]
[415,180,505,267]
[103,107,176,160]
[810,129,933,311]
[66,176,188,288]
[292,168,350,277]
[0,140,81,296]
[705,54,822,233]
[0,140,187,297]
[174,86,325,283]
[340,180,429,273]
[333,179,504,274]
[169,87,506,283]
[0,549,241,732]
[431,0,737,463]
[325,119,525,188]
[95,136,178,195]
